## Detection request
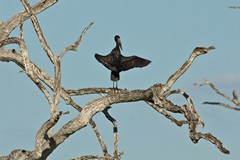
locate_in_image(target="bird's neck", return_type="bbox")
[116,42,123,50]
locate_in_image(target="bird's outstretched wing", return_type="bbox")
[120,55,151,71]
[95,53,117,71]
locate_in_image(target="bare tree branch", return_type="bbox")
[20,21,24,40]
[203,102,240,111]
[0,0,58,41]
[0,3,108,159]
[20,0,56,64]
[163,46,215,92]
[194,80,240,111]
[58,21,94,59]
[146,101,189,126]
[103,108,122,159]
[52,59,61,113]
[71,155,115,160]
[0,46,230,159]
[89,120,111,157]
[229,6,240,9]
[66,87,123,96]
[1,33,229,158]
[30,111,65,159]
[164,89,204,127]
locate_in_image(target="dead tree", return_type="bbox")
[194,80,240,111]
[0,0,230,159]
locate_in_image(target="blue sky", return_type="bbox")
[1,0,240,159]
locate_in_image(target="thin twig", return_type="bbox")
[203,102,240,111]
[21,0,56,64]
[58,22,94,59]
[229,6,240,9]
[89,120,110,157]
[195,80,233,101]
[194,80,240,111]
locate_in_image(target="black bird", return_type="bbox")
[95,35,151,88]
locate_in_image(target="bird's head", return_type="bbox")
[114,35,122,50]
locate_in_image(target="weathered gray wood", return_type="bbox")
[0,0,230,159]
[195,80,240,111]
[0,0,58,41]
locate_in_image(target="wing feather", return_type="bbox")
[95,53,117,71]
[120,55,151,71]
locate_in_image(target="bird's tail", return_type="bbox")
[111,71,120,81]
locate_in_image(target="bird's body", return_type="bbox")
[95,35,151,88]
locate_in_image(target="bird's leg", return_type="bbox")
[113,81,115,89]
[112,81,119,90]
[112,81,118,89]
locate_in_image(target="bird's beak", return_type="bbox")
[118,38,122,50]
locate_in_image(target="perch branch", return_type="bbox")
[66,87,124,96]
[37,85,229,158]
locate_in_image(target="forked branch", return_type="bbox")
[194,80,240,111]
[21,0,56,63]
[58,21,94,59]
